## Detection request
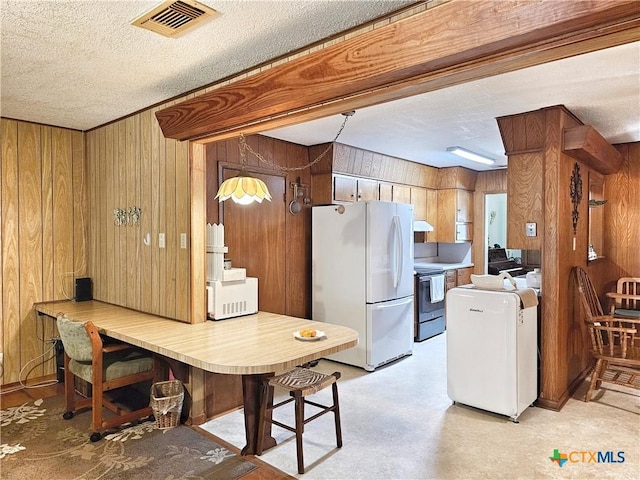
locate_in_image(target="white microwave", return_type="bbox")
[206,278,258,320]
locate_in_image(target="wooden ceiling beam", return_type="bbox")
[155,0,640,143]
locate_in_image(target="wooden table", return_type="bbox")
[34,300,358,454]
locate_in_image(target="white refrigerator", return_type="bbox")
[446,286,537,421]
[312,201,414,371]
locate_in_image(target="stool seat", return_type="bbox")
[257,367,342,474]
[268,367,339,396]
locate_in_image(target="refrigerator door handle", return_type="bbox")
[370,296,413,310]
[391,216,397,288]
[392,215,402,288]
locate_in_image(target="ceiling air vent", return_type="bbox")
[132,0,218,38]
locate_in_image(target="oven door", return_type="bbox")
[417,274,445,322]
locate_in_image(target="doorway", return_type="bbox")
[484,193,521,273]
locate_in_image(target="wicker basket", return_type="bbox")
[150,380,184,429]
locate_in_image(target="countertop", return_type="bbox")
[414,261,474,271]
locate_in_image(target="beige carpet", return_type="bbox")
[202,332,640,479]
[0,395,257,479]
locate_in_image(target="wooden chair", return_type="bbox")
[256,367,342,474]
[56,315,160,441]
[573,267,640,401]
[606,277,640,320]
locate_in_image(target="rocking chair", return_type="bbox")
[573,267,640,401]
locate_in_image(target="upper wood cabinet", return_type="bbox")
[437,189,473,243]
[392,184,411,204]
[455,189,473,222]
[425,189,438,243]
[411,187,427,221]
[379,182,393,202]
[333,174,378,203]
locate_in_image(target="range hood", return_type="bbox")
[413,220,434,232]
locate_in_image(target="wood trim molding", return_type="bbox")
[563,125,624,174]
[190,143,206,324]
[155,0,640,142]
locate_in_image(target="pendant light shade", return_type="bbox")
[215,175,272,204]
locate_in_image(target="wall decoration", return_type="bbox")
[570,162,583,234]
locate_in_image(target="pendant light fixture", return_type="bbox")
[215,135,272,204]
[215,112,354,205]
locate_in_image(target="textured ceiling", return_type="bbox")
[1,1,638,172]
[1,0,415,130]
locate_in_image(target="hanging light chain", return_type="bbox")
[241,111,354,172]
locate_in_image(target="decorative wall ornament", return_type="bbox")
[114,208,127,226]
[570,162,583,234]
[113,206,142,226]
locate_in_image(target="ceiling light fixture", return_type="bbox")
[215,135,272,204]
[446,146,495,165]
[216,112,355,205]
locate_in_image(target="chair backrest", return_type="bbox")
[573,266,604,321]
[57,315,93,362]
[615,277,640,311]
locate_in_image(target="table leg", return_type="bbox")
[241,373,276,455]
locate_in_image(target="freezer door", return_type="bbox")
[366,202,414,303]
[366,296,414,371]
[446,288,519,417]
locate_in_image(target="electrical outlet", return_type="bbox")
[525,222,537,237]
[0,352,4,368]
[159,233,166,249]
[180,233,187,249]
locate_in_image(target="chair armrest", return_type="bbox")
[589,314,616,324]
[613,317,640,326]
[591,325,637,335]
[103,343,133,353]
[606,292,640,301]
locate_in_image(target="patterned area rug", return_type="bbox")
[0,396,257,479]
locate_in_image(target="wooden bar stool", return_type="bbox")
[256,367,342,474]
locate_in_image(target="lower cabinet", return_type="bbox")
[456,267,473,286]
[445,270,457,292]
[445,267,474,293]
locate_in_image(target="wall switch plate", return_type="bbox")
[159,233,165,248]
[180,233,187,249]
[525,222,537,237]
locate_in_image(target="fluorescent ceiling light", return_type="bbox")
[446,146,495,165]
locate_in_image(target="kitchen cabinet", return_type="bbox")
[425,189,438,243]
[437,189,473,243]
[411,187,427,221]
[380,185,423,220]
[456,267,473,286]
[333,175,378,203]
[444,270,457,292]
[392,184,411,204]
[444,267,473,293]
[379,182,393,202]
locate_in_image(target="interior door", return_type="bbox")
[221,168,286,314]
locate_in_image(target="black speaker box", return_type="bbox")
[75,277,93,302]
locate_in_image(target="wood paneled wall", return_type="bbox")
[85,108,191,322]
[206,135,311,319]
[310,142,440,188]
[1,119,87,385]
[588,142,640,292]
